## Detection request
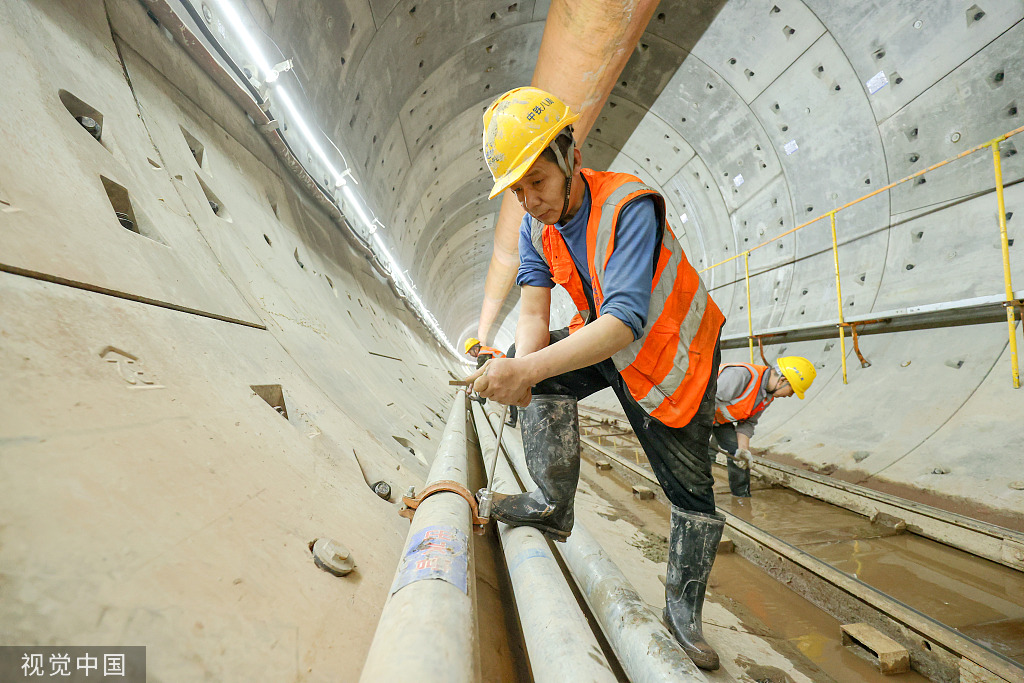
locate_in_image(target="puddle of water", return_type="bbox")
[958,617,1024,661]
[585,437,1024,675]
[809,535,1024,634]
[709,552,930,682]
[714,472,1024,668]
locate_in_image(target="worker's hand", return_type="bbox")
[463,358,533,407]
[732,448,752,470]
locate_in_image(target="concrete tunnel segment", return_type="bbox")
[0,0,1022,679]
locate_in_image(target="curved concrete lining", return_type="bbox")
[1,0,1022,678]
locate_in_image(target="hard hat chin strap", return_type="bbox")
[551,126,576,224]
[768,368,789,395]
[556,175,573,224]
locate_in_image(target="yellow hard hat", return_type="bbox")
[464,337,481,354]
[483,87,580,199]
[776,356,816,399]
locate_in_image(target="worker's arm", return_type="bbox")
[517,313,633,385]
[514,285,552,358]
[468,200,651,405]
[736,432,751,451]
[469,312,634,406]
[732,421,753,469]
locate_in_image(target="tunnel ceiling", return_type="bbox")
[247,0,1023,347]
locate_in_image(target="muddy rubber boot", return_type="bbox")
[664,506,726,670]
[487,395,579,541]
[727,459,751,497]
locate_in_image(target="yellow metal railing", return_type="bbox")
[700,125,1024,388]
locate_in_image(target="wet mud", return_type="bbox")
[629,529,668,563]
[733,654,797,683]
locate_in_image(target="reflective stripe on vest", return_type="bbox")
[714,363,773,424]
[479,346,505,359]
[531,169,725,428]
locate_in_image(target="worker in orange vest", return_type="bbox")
[464,337,506,369]
[466,338,517,427]
[467,88,726,670]
[713,357,816,497]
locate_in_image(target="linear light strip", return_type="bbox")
[207,0,461,358]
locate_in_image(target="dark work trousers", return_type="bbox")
[509,328,721,514]
[711,423,751,497]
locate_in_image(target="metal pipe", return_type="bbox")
[359,395,479,682]
[991,141,1021,389]
[743,251,754,364]
[476,403,509,518]
[829,211,849,384]
[476,0,662,342]
[488,407,707,683]
[471,403,617,683]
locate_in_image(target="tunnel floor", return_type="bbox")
[566,410,1024,681]
[717,486,1024,668]
[573,456,927,682]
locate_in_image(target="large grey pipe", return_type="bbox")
[471,402,617,683]
[359,395,479,682]
[488,405,707,683]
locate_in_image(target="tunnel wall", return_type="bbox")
[228,0,1021,523]
[2,2,1023,678]
[0,0,471,678]
[567,1,1024,524]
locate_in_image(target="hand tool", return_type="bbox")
[476,404,509,519]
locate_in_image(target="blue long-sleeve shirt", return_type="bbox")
[516,178,658,340]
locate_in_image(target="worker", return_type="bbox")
[464,337,506,369]
[713,357,816,497]
[465,337,517,427]
[467,87,727,670]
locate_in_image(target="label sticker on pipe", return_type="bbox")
[391,524,469,595]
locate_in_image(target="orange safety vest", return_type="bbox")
[714,363,773,425]
[530,169,725,428]
[478,346,506,359]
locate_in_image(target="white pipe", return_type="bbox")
[359,395,479,682]
[486,406,707,683]
[471,403,617,683]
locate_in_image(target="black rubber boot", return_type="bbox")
[487,395,579,541]
[727,458,751,497]
[664,506,725,670]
